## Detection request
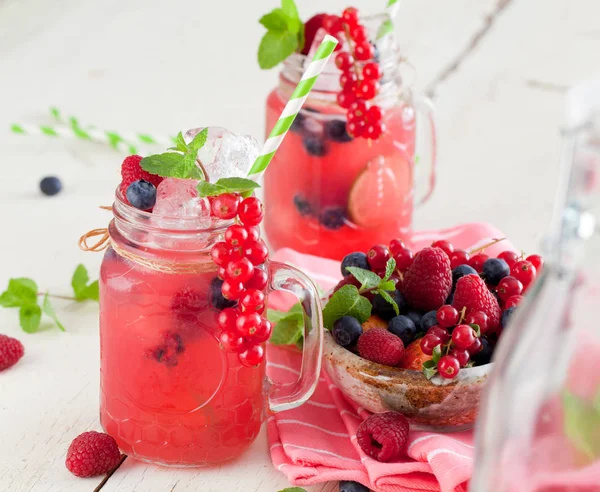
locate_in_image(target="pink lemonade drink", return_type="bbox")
[98,129,324,467]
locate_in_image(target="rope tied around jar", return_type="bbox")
[78,206,112,252]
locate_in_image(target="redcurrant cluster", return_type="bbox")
[209,194,272,367]
[323,7,384,140]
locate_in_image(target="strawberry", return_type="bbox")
[399,339,432,370]
[401,247,452,311]
[452,274,501,332]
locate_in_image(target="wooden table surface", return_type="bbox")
[0,0,598,490]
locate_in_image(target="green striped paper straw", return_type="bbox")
[248,34,339,176]
[387,0,401,19]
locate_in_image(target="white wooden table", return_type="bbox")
[0,0,598,490]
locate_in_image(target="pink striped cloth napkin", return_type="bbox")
[266,223,515,492]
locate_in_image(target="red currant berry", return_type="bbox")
[238,197,264,226]
[354,42,375,61]
[510,260,537,288]
[427,326,450,344]
[250,318,273,343]
[393,248,414,271]
[221,279,245,300]
[420,334,442,356]
[347,119,366,138]
[467,337,482,355]
[450,348,470,367]
[438,355,460,379]
[210,242,231,267]
[246,268,268,291]
[226,257,254,283]
[526,254,544,273]
[244,240,269,266]
[349,100,367,118]
[365,105,383,124]
[450,249,470,269]
[505,295,523,309]
[335,52,354,71]
[340,72,358,91]
[342,7,359,27]
[498,250,519,268]
[437,305,459,328]
[389,238,407,255]
[217,308,240,333]
[224,224,248,246]
[211,193,239,220]
[465,311,489,334]
[497,276,523,302]
[363,62,381,80]
[240,289,266,314]
[245,226,260,244]
[337,90,356,109]
[218,267,227,280]
[469,253,489,273]
[236,313,262,336]
[367,244,391,270]
[452,324,477,350]
[239,344,265,367]
[364,122,384,139]
[351,25,368,42]
[219,331,246,353]
[355,79,379,100]
[431,240,454,257]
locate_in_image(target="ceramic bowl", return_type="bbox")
[322,331,492,432]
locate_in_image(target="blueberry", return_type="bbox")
[482,258,510,285]
[471,337,494,366]
[293,195,313,216]
[302,134,328,157]
[340,481,369,492]
[406,311,422,327]
[502,307,516,329]
[452,264,478,285]
[126,179,157,210]
[291,112,306,134]
[39,176,62,196]
[324,119,353,143]
[372,290,406,320]
[420,310,438,331]
[332,316,363,347]
[319,207,346,230]
[341,252,370,276]
[210,277,237,310]
[388,315,417,345]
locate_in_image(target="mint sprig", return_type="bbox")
[197,177,260,198]
[278,488,307,492]
[268,303,305,348]
[0,264,98,333]
[258,0,305,69]
[422,360,438,380]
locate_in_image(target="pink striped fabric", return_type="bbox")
[266,223,515,492]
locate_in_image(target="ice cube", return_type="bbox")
[184,127,261,182]
[153,178,211,228]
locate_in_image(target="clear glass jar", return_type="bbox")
[471,81,600,491]
[99,191,324,466]
[263,13,437,260]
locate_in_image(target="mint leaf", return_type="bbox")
[469,323,481,337]
[377,19,394,40]
[169,132,188,153]
[258,30,298,70]
[323,285,371,329]
[188,128,208,153]
[432,344,442,364]
[422,359,438,380]
[268,304,305,346]
[378,280,396,291]
[346,267,381,291]
[0,278,38,307]
[197,178,260,197]
[278,488,306,492]
[72,264,99,302]
[375,289,399,316]
[562,390,600,461]
[174,152,202,180]
[19,304,41,333]
[140,152,185,177]
[260,10,289,31]
[280,0,302,35]
[383,258,396,281]
[197,182,228,197]
[42,294,65,331]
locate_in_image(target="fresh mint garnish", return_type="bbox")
[345,267,381,291]
[345,258,399,315]
[422,359,438,380]
[268,303,305,347]
[197,177,261,198]
[469,323,481,337]
[278,488,307,492]
[0,264,98,333]
[432,344,442,364]
[323,285,372,330]
[258,0,305,69]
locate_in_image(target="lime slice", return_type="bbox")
[347,154,411,228]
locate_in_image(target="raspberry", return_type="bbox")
[356,412,409,462]
[170,287,206,313]
[65,431,121,477]
[357,328,404,366]
[119,155,163,202]
[302,13,327,55]
[452,274,501,331]
[0,334,24,371]
[401,247,452,311]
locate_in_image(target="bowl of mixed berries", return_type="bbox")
[321,238,543,431]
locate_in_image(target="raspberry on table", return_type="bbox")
[65,431,122,477]
[357,328,404,366]
[0,334,24,371]
[356,412,409,462]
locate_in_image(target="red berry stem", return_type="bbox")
[468,237,507,255]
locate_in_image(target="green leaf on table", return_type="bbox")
[562,389,600,462]
[268,304,304,346]
[383,258,396,281]
[346,267,381,291]
[0,278,38,307]
[422,359,438,380]
[258,30,298,70]
[42,293,65,332]
[19,304,42,333]
[375,289,399,315]
[322,285,371,330]
[71,264,99,302]
[432,344,442,364]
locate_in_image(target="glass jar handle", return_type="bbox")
[266,261,324,412]
[413,94,438,206]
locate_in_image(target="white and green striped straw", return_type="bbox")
[248,34,339,176]
[387,0,401,19]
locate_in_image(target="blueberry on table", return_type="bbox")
[325,119,353,143]
[319,207,346,230]
[126,179,157,210]
[372,290,406,320]
[420,310,438,331]
[210,277,237,310]
[302,134,329,157]
[482,258,510,285]
[39,176,62,196]
[471,337,494,365]
[341,252,371,276]
[501,307,516,328]
[293,195,313,216]
[332,316,363,347]
[388,315,417,345]
[452,264,478,285]
[339,480,369,492]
